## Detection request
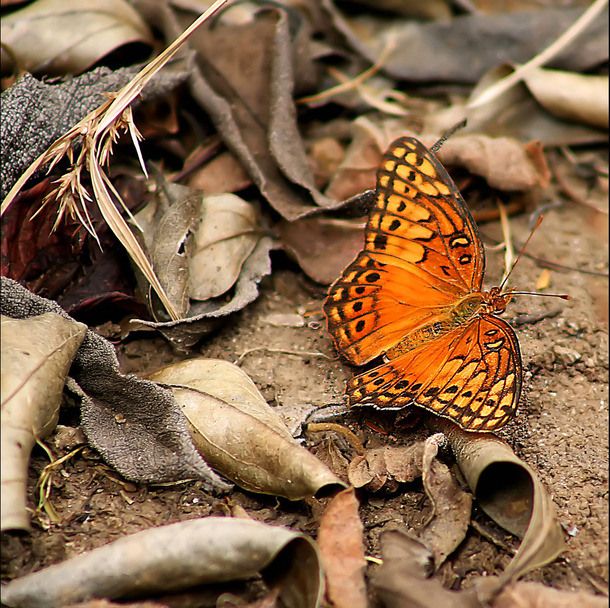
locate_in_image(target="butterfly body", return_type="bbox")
[324,137,522,432]
[384,288,510,360]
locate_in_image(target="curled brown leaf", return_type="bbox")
[149,359,345,500]
[1,517,323,608]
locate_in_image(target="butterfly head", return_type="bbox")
[484,286,513,315]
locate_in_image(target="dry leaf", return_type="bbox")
[522,67,609,129]
[1,313,87,531]
[133,180,200,319]
[493,580,607,608]
[132,183,264,318]
[347,444,424,491]
[434,135,550,191]
[317,488,367,608]
[1,0,153,75]
[347,436,470,568]
[437,420,566,588]
[149,359,345,500]
[372,529,481,608]
[1,277,228,489]
[146,1,333,219]
[278,216,364,285]
[420,434,473,569]
[325,116,404,201]
[186,151,251,194]
[1,517,323,608]
[427,64,607,146]
[328,5,607,84]
[189,193,261,300]
[129,235,274,349]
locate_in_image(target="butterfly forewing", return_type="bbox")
[324,136,485,366]
[348,315,521,432]
[369,138,485,291]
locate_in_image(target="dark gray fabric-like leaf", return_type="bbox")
[0,59,189,199]
[0,277,230,491]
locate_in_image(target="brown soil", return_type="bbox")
[2,203,608,604]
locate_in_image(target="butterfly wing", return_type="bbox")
[348,314,522,432]
[324,137,485,365]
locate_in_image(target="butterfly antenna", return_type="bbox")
[499,215,544,292]
[431,118,467,153]
[510,290,570,300]
[499,214,570,300]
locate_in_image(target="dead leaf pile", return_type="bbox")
[1,0,607,605]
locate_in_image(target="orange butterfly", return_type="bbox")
[323,136,522,432]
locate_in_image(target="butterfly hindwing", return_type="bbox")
[347,315,521,432]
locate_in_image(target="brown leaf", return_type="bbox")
[186,151,252,194]
[149,359,345,500]
[420,434,472,569]
[347,444,424,491]
[372,529,482,608]
[493,580,608,608]
[133,182,264,317]
[278,216,364,285]
[325,117,404,201]
[318,488,367,608]
[0,178,87,297]
[434,419,566,590]
[434,135,550,191]
[141,2,334,219]
[1,518,323,608]
[1,0,153,75]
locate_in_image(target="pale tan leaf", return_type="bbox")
[1,518,323,608]
[523,68,609,129]
[149,359,345,500]
[1,0,152,75]
[1,313,87,531]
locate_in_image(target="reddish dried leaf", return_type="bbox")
[278,216,364,285]
[186,151,252,195]
[317,488,367,608]
[1,179,86,297]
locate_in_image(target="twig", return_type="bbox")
[481,231,609,278]
[511,308,563,327]
[471,519,516,555]
[233,346,334,366]
[297,34,397,105]
[498,201,515,285]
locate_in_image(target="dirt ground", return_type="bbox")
[1,201,608,604]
